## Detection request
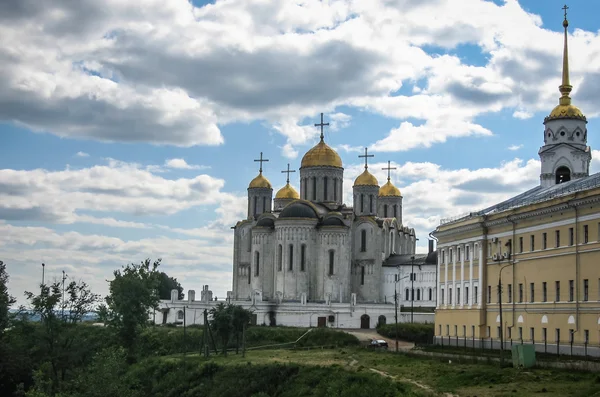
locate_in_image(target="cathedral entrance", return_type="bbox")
[360,314,370,329]
[317,317,326,327]
[378,315,386,327]
[556,166,571,184]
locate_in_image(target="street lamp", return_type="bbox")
[410,255,415,323]
[394,271,410,352]
[498,263,512,366]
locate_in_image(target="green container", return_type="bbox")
[511,344,536,368]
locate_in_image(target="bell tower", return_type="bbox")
[539,6,591,188]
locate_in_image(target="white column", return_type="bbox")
[436,247,441,308]
[443,248,448,308]
[478,241,483,307]
[460,244,465,307]
[452,246,456,308]
[469,243,474,307]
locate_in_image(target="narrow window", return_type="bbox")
[333,179,337,201]
[569,280,574,301]
[556,328,560,343]
[584,224,589,243]
[519,237,523,253]
[555,230,560,248]
[530,235,535,251]
[300,244,306,272]
[543,282,547,302]
[507,284,512,303]
[530,283,535,303]
[328,251,334,275]
[369,195,373,213]
[393,204,397,218]
[360,194,364,212]
[361,266,365,285]
[497,326,501,338]
[312,177,317,200]
[254,251,260,276]
[542,328,547,342]
[555,281,560,301]
[277,245,283,271]
[583,279,588,301]
[447,325,450,336]
[429,288,433,301]
[253,196,258,216]
[360,230,367,252]
[303,178,307,199]
[449,288,453,304]
[518,283,523,303]
[465,287,469,304]
[474,286,478,304]
[543,233,547,249]
[441,288,445,304]
[487,286,491,304]
[417,289,421,300]
[383,204,388,218]
[466,245,470,260]
[569,228,574,246]
[406,288,410,301]
[457,247,461,261]
[262,196,266,213]
[323,177,328,201]
[288,244,293,271]
[530,327,535,342]
[472,325,475,337]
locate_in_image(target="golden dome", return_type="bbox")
[301,140,342,168]
[248,172,272,189]
[546,103,586,121]
[275,183,299,199]
[354,169,379,187]
[379,180,401,197]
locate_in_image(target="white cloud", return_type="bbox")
[75,151,89,157]
[164,158,209,170]
[513,110,533,119]
[508,144,523,151]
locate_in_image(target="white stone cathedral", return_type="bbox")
[232,115,419,305]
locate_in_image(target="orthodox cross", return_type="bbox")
[358,147,374,170]
[254,152,269,173]
[281,163,295,184]
[382,160,396,181]
[562,4,568,20]
[314,112,329,141]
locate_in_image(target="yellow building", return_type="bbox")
[432,14,599,356]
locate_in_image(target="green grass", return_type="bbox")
[170,347,600,397]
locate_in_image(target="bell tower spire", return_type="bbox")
[559,5,572,106]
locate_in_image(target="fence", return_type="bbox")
[427,335,600,359]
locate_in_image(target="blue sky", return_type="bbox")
[2,0,600,303]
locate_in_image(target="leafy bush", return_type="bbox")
[376,323,434,344]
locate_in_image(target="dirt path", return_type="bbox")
[369,367,457,397]
[341,328,414,350]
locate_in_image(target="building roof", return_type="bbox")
[248,172,272,189]
[279,200,319,219]
[300,139,343,168]
[383,252,437,267]
[354,169,379,187]
[379,180,401,197]
[275,183,299,199]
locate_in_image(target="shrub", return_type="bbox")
[376,323,434,344]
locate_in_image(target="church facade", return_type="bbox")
[432,14,600,357]
[232,119,418,306]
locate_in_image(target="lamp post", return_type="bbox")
[41,263,45,286]
[394,271,410,352]
[498,263,512,366]
[410,255,415,323]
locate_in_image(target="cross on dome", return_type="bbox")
[358,147,374,170]
[314,112,329,141]
[382,160,397,181]
[281,163,296,184]
[254,152,269,173]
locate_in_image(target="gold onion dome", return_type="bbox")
[275,183,299,199]
[546,10,586,122]
[301,140,343,168]
[354,169,379,187]
[379,180,401,197]
[248,172,272,189]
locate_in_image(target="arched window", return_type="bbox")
[383,204,388,218]
[417,289,421,301]
[300,244,306,271]
[360,194,364,212]
[288,244,294,271]
[556,166,571,184]
[360,266,365,285]
[312,177,317,200]
[369,195,373,213]
[333,179,338,201]
[428,288,433,301]
[393,204,397,218]
[405,288,409,301]
[328,251,335,275]
[360,230,367,252]
[177,310,184,320]
[253,196,258,216]
[254,251,260,276]
[324,177,328,201]
[277,245,283,271]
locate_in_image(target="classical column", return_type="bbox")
[460,244,465,307]
[443,248,448,308]
[436,247,441,308]
[469,242,474,307]
[452,246,456,308]
[478,241,483,307]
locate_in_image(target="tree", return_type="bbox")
[0,261,16,337]
[209,304,252,355]
[231,305,252,354]
[101,258,161,360]
[156,272,184,300]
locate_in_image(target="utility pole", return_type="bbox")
[411,256,415,323]
[183,306,187,357]
[498,263,511,366]
[394,282,399,352]
[41,263,45,286]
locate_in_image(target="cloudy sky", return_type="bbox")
[2,0,600,304]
